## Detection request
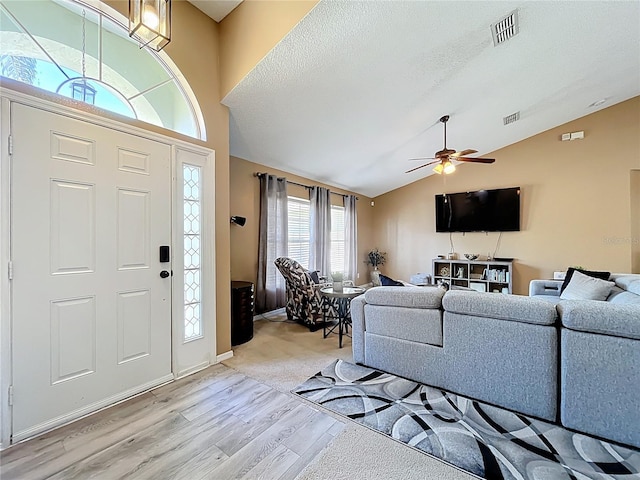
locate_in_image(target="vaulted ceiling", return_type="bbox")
[218,1,639,197]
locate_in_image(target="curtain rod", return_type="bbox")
[254,172,358,200]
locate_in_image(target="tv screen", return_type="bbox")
[435,187,520,232]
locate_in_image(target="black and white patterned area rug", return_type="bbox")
[292,360,640,480]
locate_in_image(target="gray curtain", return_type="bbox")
[344,194,358,281]
[309,186,331,276]
[256,174,288,312]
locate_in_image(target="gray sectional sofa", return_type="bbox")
[351,275,640,448]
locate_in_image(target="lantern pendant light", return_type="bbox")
[129,0,171,51]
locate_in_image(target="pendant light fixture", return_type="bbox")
[57,8,96,105]
[71,9,96,104]
[129,0,171,51]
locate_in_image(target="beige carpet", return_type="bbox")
[223,311,476,480]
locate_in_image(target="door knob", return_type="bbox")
[160,270,170,278]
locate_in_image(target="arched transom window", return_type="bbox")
[0,0,205,140]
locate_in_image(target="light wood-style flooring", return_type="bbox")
[0,315,347,480]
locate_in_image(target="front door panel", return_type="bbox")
[11,103,172,440]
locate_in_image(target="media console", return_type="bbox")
[432,258,513,293]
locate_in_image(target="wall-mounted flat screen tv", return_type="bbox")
[435,187,520,232]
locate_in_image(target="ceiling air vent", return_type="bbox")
[491,10,519,46]
[503,112,520,125]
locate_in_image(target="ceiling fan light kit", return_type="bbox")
[406,115,495,175]
[442,160,456,175]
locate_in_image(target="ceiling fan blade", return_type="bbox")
[456,157,495,164]
[451,149,477,157]
[405,160,440,173]
[408,156,437,161]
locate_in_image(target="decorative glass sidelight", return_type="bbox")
[183,164,202,341]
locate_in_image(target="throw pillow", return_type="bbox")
[308,270,320,284]
[379,274,404,286]
[560,270,615,301]
[560,267,610,293]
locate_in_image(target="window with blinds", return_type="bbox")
[287,196,346,276]
[287,197,310,269]
[331,205,345,274]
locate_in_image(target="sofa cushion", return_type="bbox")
[379,273,404,286]
[607,286,640,305]
[442,290,558,325]
[558,300,640,340]
[363,286,444,309]
[559,271,614,301]
[560,267,610,292]
[610,274,640,295]
[364,304,443,346]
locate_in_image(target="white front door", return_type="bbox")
[11,103,173,441]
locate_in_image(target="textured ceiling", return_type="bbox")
[188,0,242,23]
[222,1,640,198]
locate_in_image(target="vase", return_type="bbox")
[371,267,381,286]
[333,281,343,292]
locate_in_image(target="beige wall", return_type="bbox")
[372,97,640,294]
[632,170,640,272]
[229,156,374,288]
[218,0,318,99]
[105,1,233,354]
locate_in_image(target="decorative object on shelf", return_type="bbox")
[129,0,172,51]
[433,258,514,294]
[331,272,344,292]
[469,282,487,292]
[447,252,457,260]
[464,253,479,260]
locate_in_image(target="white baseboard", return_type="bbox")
[216,350,234,363]
[12,373,174,444]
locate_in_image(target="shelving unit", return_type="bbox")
[432,259,514,293]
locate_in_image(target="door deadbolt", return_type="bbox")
[160,270,170,278]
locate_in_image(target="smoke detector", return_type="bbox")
[503,112,520,125]
[492,10,520,46]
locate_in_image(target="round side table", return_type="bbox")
[320,286,365,348]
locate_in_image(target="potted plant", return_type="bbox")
[366,249,386,286]
[366,248,386,270]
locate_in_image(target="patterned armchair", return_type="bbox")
[274,257,339,330]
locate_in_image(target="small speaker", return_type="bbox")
[230,216,246,226]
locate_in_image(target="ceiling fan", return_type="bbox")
[405,115,495,174]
